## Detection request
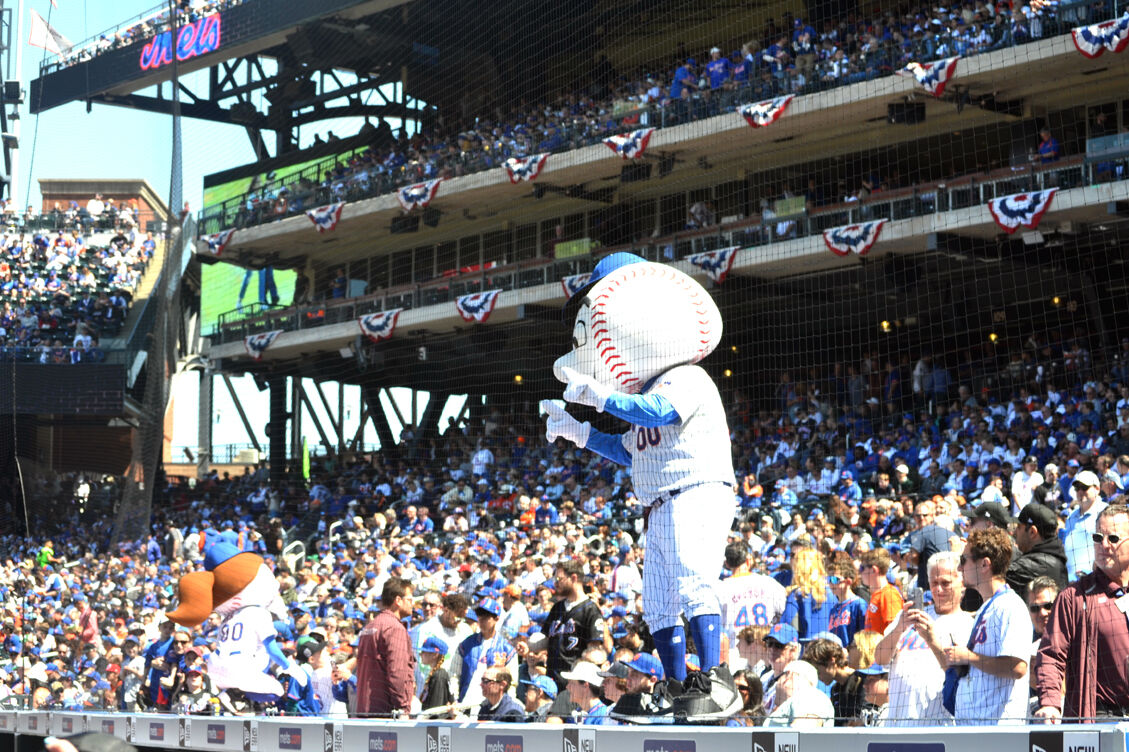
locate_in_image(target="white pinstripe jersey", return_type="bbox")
[619,364,734,504]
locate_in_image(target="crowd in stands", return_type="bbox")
[2,324,1129,723]
[0,203,158,362]
[213,0,1113,233]
[48,0,244,71]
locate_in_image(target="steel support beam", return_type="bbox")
[196,368,213,478]
[299,380,333,452]
[361,384,397,457]
[312,382,343,451]
[268,375,288,484]
[221,374,261,453]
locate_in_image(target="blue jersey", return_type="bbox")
[670,66,695,99]
[706,58,730,88]
[455,632,517,702]
[781,589,840,640]
[827,594,868,646]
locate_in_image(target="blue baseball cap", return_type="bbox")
[623,653,664,680]
[520,674,558,699]
[475,598,502,617]
[765,623,799,646]
[421,636,449,654]
[857,663,889,676]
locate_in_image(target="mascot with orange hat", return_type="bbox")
[167,540,306,698]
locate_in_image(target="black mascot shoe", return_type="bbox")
[670,664,744,723]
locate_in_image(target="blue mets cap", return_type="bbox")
[623,653,664,680]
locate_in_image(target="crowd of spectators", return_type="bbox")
[3,326,1129,723]
[47,0,244,72]
[208,0,1114,234]
[0,206,158,363]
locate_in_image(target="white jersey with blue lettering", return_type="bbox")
[619,364,734,504]
[717,572,787,662]
[205,606,283,695]
[954,587,1031,725]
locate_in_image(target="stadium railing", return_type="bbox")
[207,154,1120,345]
[0,710,1125,747]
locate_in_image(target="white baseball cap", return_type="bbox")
[561,661,604,686]
[783,660,818,688]
[1074,470,1100,488]
[710,46,721,53]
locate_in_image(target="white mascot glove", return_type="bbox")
[282,661,308,687]
[541,400,591,448]
[560,366,615,413]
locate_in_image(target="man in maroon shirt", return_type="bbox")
[1036,503,1129,722]
[355,577,416,717]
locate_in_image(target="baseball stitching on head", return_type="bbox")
[589,262,719,387]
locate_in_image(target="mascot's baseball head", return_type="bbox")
[555,252,722,393]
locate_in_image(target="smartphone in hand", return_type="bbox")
[909,586,924,612]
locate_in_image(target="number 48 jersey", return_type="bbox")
[717,572,787,645]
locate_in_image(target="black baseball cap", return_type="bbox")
[296,637,326,663]
[963,501,1015,529]
[1016,502,1058,538]
[1024,455,1039,465]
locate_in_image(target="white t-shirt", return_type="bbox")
[471,448,494,476]
[717,572,787,664]
[885,606,973,726]
[620,365,734,504]
[954,587,1031,725]
[410,616,472,698]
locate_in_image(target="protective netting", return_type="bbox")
[6,0,1129,727]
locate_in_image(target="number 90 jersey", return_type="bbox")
[717,572,787,644]
[619,365,734,505]
[205,606,283,695]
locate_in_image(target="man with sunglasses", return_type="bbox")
[1061,470,1106,581]
[1036,503,1129,722]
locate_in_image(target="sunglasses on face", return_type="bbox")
[1092,533,1124,545]
[1029,602,1053,613]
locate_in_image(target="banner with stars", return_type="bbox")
[738,95,794,128]
[1072,12,1129,58]
[203,228,234,256]
[504,154,550,183]
[305,202,345,233]
[896,56,960,97]
[987,189,1057,234]
[823,220,887,256]
[244,330,283,361]
[455,289,502,323]
[688,247,740,284]
[396,178,444,213]
[357,308,402,343]
[561,273,591,298]
[603,128,655,159]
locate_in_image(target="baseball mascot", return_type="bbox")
[166,539,306,700]
[542,252,741,722]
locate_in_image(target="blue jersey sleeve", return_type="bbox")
[263,635,289,668]
[585,428,632,466]
[604,393,681,427]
